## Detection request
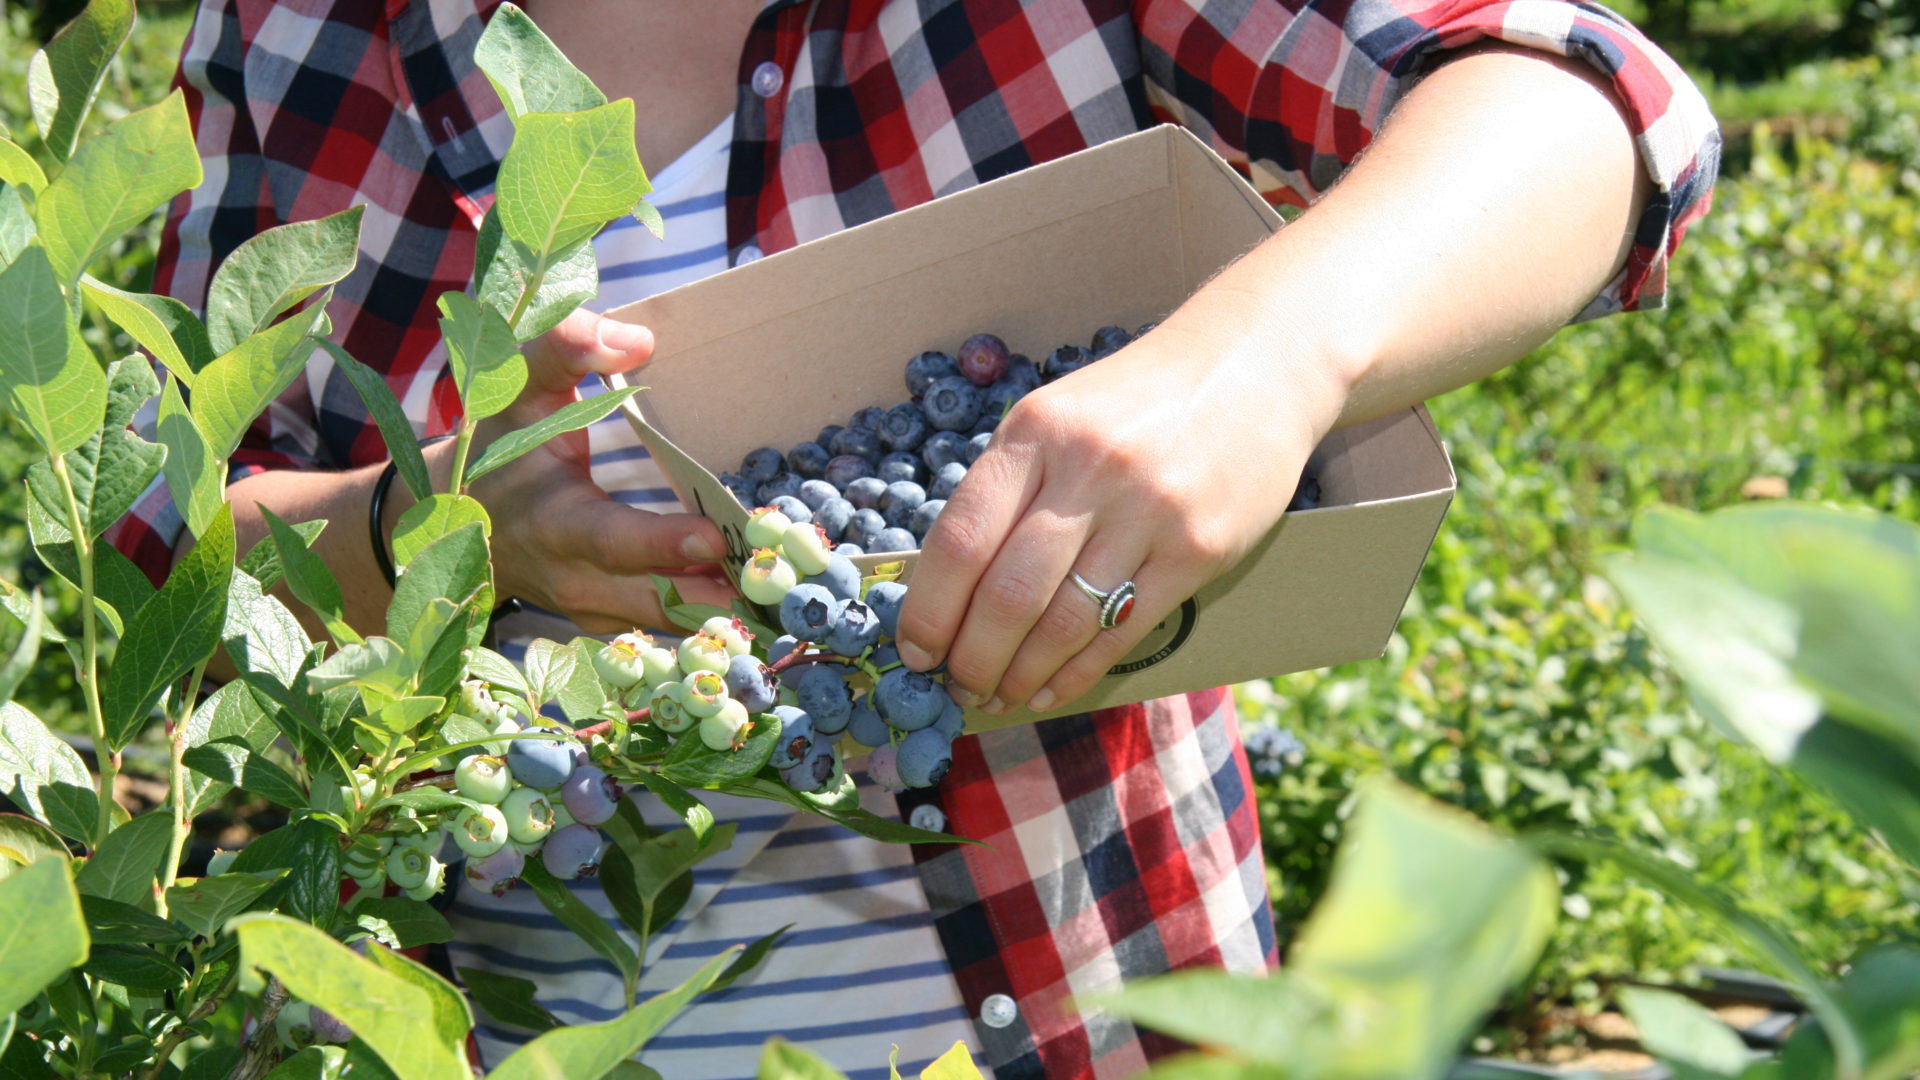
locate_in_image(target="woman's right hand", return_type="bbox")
[454,308,737,635]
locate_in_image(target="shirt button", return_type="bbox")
[750,61,784,99]
[980,993,1018,1029]
[909,804,946,833]
[734,244,763,266]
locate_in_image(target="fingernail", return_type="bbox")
[982,697,1008,716]
[681,534,720,562]
[899,639,935,671]
[1027,688,1055,712]
[598,318,649,352]
[948,684,983,708]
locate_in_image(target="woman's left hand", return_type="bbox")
[892,313,1342,716]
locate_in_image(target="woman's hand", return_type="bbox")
[459,308,737,634]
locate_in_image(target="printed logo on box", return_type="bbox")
[1107,598,1198,676]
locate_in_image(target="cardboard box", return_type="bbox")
[606,125,1454,734]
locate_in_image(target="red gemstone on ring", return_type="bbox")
[1113,595,1135,625]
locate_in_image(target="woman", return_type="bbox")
[113,1,1717,1075]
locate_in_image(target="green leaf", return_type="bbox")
[220,568,314,691]
[920,1043,986,1080]
[81,276,215,382]
[80,942,188,992]
[26,356,165,540]
[350,897,453,949]
[204,205,363,356]
[473,3,606,122]
[0,580,63,644]
[706,924,790,995]
[364,941,474,1055]
[595,844,659,941]
[369,788,476,817]
[75,809,173,907]
[472,211,597,340]
[0,246,106,458]
[305,637,412,698]
[321,340,433,501]
[465,387,639,483]
[388,522,491,649]
[80,894,188,945]
[0,813,71,884]
[0,591,43,709]
[392,494,491,571]
[261,506,359,645]
[156,374,225,538]
[230,913,469,1080]
[489,949,737,1080]
[1786,718,1920,870]
[0,184,37,270]
[662,714,779,788]
[437,290,525,421]
[613,823,737,908]
[190,301,327,461]
[239,517,325,590]
[100,503,233,750]
[35,91,201,284]
[518,859,639,990]
[0,139,47,195]
[1092,969,1334,1066]
[25,502,156,633]
[1617,986,1752,1079]
[0,702,101,844]
[495,100,649,257]
[630,197,665,242]
[457,967,558,1033]
[231,819,341,928]
[183,739,309,810]
[756,1038,851,1080]
[0,858,89,1016]
[25,0,133,161]
[522,638,579,710]
[625,771,712,842]
[262,1047,348,1080]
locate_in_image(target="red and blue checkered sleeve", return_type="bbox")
[107,0,327,584]
[1133,0,1720,317]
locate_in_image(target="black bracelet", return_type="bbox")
[370,434,457,589]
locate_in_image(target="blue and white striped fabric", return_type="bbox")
[450,116,979,1078]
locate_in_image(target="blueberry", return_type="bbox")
[310,1007,353,1045]
[881,481,926,526]
[895,728,954,787]
[969,412,1000,437]
[768,635,802,665]
[700,697,754,750]
[779,583,839,641]
[836,542,865,557]
[934,690,965,739]
[719,471,758,507]
[464,846,525,897]
[923,375,982,432]
[507,737,575,791]
[824,453,873,490]
[1044,344,1092,381]
[790,665,852,733]
[453,804,510,858]
[1288,475,1322,512]
[906,349,959,397]
[844,476,887,510]
[541,824,604,880]
[880,402,931,453]
[849,507,887,548]
[741,446,784,483]
[866,743,906,791]
[756,472,802,505]
[966,432,991,464]
[1135,320,1158,338]
[930,461,967,500]
[560,764,623,826]
[919,430,970,473]
[803,554,862,602]
[865,581,908,638]
[455,754,512,804]
[1090,324,1132,357]
[788,441,831,479]
[830,426,882,461]
[816,423,845,450]
[814,497,855,542]
[878,452,923,486]
[849,406,888,433]
[825,599,883,656]
[501,787,555,844]
[1007,355,1043,391]
[874,668,944,731]
[846,700,891,748]
[724,652,779,713]
[782,742,842,794]
[910,499,945,538]
[745,505,793,549]
[979,378,1023,418]
[870,527,916,553]
[798,479,839,511]
[768,494,811,524]
[1244,726,1307,782]
[956,332,1010,387]
[870,642,901,670]
[769,706,815,770]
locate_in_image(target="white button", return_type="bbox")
[909,804,946,833]
[735,244,763,266]
[980,993,1018,1029]
[751,61,784,98]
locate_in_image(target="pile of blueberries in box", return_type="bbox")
[717,324,1153,553]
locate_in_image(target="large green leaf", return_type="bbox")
[393,494,492,569]
[1617,986,1752,1080]
[387,521,490,647]
[190,301,328,461]
[1776,945,1920,1080]
[27,356,164,540]
[472,3,606,121]
[756,1038,851,1080]
[80,894,188,945]
[437,290,525,421]
[0,858,89,1017]
[26,498,155,634]
[305,636,412,698]
[205,206,363,355]
[220,568,314,690]
[35,91,201,285]
[238,517,325,591]
[661,715,779,788]
[465,387,640,483]
[0,246,105,458]
[74,809,173,907]
[0,702,100,844]
[0,183,37,269]
[156,374,225,538]
[229,819,340,928]
[457,967,558,1034]
[364,942,474,1054]
[179,679,284,816]
[472,211,597,340]
[82,276,216,382]
[100,504,233,750]
[488,949,736,1080]
[183,739,308,810]
[0,813,71,884]
[0,592,43,710]
[351,897,454,949]
[321,341,433,501]
[261,507,357,645]
[0,138,48,194]
[231,914,469,1080]
[25,0,134,162]
[495,100,649,257]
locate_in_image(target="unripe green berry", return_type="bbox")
[701,615,755,657]
[455,754,512,804]
[699,698,754,751]
[649,681,696,734]
[677,631,730,675]
[782,521,834,576]
[740,549,799,606]
[640,644,680,686]
[593,633,652,690]
[682,670,728,718]
[275,1003,314,1050]
[458,679,510,724]
[744,507,792,549]
[501,787,555,845]
[454,804,510,858]
[386,845,442,891]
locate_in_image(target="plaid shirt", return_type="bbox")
[113,1,1717,1075]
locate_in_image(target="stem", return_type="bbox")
[505,264,548,335]
[448,416,477,497]
[574,706,650,742]
[768,649,857,675]
[141,943,239,1080]
[50,456,119,844]
[225,978,289,1080]
[157,659,209,917]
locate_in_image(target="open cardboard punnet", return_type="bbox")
[606,125,1454,735]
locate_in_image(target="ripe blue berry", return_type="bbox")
[720,472,757,508]
[454,804,510,858]
[870,527,916,554]
[1288,475,1322,512]
[979,379,1023,418]
[757,473,804,507]
[1243,726,1307,782]
[455,754,512,804]
[923,375,982,431]
[957,333,1010,387]
[779,583,840,641]
[843,476,887,510]
[864,581,908,638]
[741,447,784,483]
[896,728,954,787]
[1007,355,1043,391]
[880,481,926,528]
[929,462,967,501]
[874,668,943,732]
[825,599,883,657]
[919,430,970,473]
[830,426,882,462]
[849,406,887,432]
[878,452,923,486]
[846,700,890,748]
[910,499,945,539]
[725,652,780,712]
[934,690,966,739]
[782,743,843,794]
[835,542,865,557]
[825,454,873,490]
[813,497,855,543]
[768,494,812,524]
[560,764,623,826]
[790,664,853,733]
[1044,344,1092,381]
[788,441,831,479]
[869,642,901,670]
[804,554,861,602]
[849,508,887,549]
[541,824,604,880]
[769,706,815,769]
[501,787,556,845]
[768,635,802,665]
[966,431,991,464]
[507,737,575,790]
[816,424,845,450]
[797,479,839,512]
[465,845,525,896]
[866,743,905,791]
[1090,324,1131,356]
[880,403,930,453]
[906,350,959,396]
[970,411,1000,437]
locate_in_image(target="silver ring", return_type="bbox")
[1071,573,1138,629]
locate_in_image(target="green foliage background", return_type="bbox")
[3,0,1916,1058]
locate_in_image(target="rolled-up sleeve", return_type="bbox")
[1134,0,1720,318]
